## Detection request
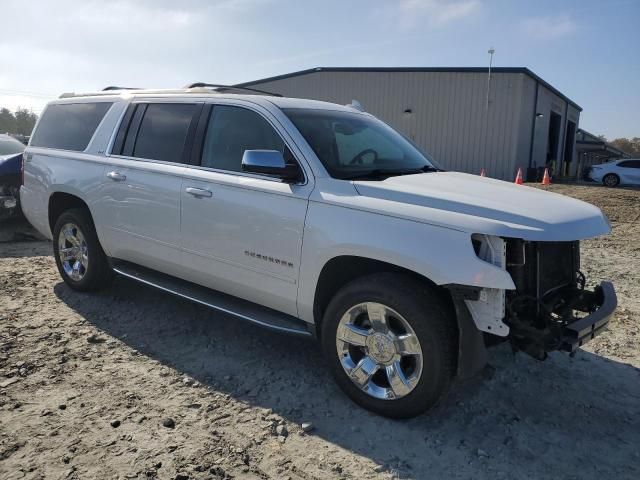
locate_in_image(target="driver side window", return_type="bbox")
[201,105,288,173]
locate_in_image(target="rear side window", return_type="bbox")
[618,160,640,168]
[30,102,112,151]
[132,103,199,162]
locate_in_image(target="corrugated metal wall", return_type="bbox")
[521,75,581,179]
[249,71,531,180]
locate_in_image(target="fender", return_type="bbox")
[47,181,113,255]
[296,199,515,323]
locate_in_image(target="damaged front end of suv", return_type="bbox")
[468,234,616,360]
[0,134,25,221]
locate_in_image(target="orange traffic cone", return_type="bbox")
[541,168,551,185]
[480,168,486,177]
[514,167,524,185]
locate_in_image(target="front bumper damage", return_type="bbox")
[462,236,617,361]
[559,281,616,352]
[506,281,616,359]
[503,237,617,359]
[0,173,21,220]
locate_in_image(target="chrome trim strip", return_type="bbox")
[112,266,311,336]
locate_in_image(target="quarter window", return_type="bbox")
[132,103,199,162]
[201,106,287,172]
[30,102,113,151]
[618,160,640,168]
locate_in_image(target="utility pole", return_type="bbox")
[481,47,495,176]
[486,47,495,112]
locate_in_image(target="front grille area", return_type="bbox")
[507,240,579,300]
[502,238,611,359]
[537,241,579,296]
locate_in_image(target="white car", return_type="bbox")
[587,159,640,187]
[20,85,617,418]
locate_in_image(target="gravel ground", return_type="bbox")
[1,184,639,480]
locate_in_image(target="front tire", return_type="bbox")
[603,173,620,187]
[321,273,455,418]
[52,208,113,291]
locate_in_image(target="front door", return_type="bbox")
[97,101,201,275]
[180,103,312,316]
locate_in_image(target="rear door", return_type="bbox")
[179,101,313,316]
[96,101,202,275]
[617,160,640,185]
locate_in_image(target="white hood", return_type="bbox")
[352,172,610,241]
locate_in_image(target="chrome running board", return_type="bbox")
[111,259,312,336]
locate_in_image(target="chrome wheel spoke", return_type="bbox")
[386,361,413,398]
[60,247,76,261]
[349,356,379,388]
[64,228,79,247]
[80,253,89,269]
[396,333,421,356]
[337,323,369,347]
[366,303,388,332]
[71,261,82,279]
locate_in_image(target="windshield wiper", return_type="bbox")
[340,165,441,180]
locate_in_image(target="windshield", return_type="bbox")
[0,136,26,156]
[283,108,438,179]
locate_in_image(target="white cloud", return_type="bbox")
[520,15,577,39]
[387,0,481,30]
[0,0,279,113]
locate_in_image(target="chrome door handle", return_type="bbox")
[107,171,126,182]
[185,187,213,198]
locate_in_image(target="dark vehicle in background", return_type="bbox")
[0,133,25,220]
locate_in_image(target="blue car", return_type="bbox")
[0,134,25,220]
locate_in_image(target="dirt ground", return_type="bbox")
[1,184,639,480]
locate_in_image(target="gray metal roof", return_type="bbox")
[576,128,628,158]
[237,66,582,111]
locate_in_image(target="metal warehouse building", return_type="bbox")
[239,67,587,181]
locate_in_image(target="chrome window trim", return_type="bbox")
[186,163,304,186]
[104,97,313,187]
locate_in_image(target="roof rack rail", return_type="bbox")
[102,86,142,91]
[184,83,282,97]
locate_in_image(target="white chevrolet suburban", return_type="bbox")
[20,85,617,418]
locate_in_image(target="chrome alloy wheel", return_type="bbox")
[57,223,89,281]
[336,302,423,400]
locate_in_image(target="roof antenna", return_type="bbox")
[346,99,365,112]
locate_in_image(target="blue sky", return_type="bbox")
[1,0,638,139]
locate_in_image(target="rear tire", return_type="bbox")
[603,173,620,187]
[321,273,456,418]
[52,208,113,291]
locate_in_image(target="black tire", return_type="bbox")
[603,173,620,187]
[321,273,456,418]
[52,208,113,291]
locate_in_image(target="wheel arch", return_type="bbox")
[48,191,91,232]
[312,255,448,329]
[311,255,488,380]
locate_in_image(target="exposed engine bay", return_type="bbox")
[466,234,616,360]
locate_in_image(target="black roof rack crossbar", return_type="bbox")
[102,86,142,91]
[184,83,282,97]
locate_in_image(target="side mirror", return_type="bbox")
[241,150,301,182]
